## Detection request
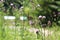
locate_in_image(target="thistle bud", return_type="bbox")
[38,15,42,19]
[10,3,14,6]
[42,16,46,19]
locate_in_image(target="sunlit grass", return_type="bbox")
[0,11,60,40]
[1,20,60,40]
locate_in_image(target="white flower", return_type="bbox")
[37,4,40,7]
[42,16,46,19]
[38,15,42,19]
[10,3,14,6]
[20,6,24,9]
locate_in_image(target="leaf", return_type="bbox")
[56,1,60,5]
[24,7,31,14]
[49,5,58,9]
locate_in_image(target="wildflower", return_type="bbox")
[42,16,46,19]
[38,15,42,19]
[29,20,34,25]
[37,4,40,7]
[10,3,14,6]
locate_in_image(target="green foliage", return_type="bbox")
[0,2,3,8]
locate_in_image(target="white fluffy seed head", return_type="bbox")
[38,15,42,19]
[42,16,46,19]
[20,6,24,9]
[10,3,14,6]
[37,4,40,7]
